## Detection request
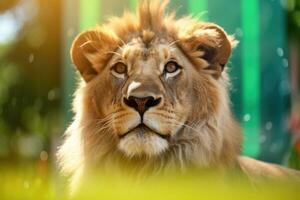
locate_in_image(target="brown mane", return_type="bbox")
[57,0,270,194]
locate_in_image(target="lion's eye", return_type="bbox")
[111,62,127,79]
[164,61,181,78]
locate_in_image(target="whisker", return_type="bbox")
[106,51,122,57]
[150,107,204,135]
[149,111,177,120]
[96,108,124,123]
[171,120,203,135]
[96,114,114,124]
[168,39,180,47]
[118,38,126,46]
[96,120,112,128]
[96,124,111,133]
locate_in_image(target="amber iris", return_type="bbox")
[112,62,127,74]
[164,61,180,73]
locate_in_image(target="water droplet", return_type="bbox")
[265,121,273,130]
[24,181,30,189]
[18,135,43,158]
[260,134,267,143]
[67,28,75,37]
[282,58,288,68]
[243,114,251,122]
[235,28,243,37]
[28,53,34,63]
[40,150,48,161]
[48,89,58,101]
[279,80,290,95]
[276,47,284,57]
[270,143,279,153]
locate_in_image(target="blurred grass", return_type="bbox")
[0,164,58,200]
[1,165,300,200]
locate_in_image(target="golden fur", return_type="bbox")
[57,0,300,193]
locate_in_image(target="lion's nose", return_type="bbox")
[124,96,161,116]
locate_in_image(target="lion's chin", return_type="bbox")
[118,125,169,157]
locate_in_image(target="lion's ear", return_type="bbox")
[71,30,102,82]
[71,29,120,82]
[181,23,237,77]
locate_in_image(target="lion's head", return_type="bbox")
[58,0,242,191]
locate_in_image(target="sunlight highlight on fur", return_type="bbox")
[57,0,300,194]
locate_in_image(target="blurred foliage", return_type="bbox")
[0,0,62,163]
[287,0,300,170]
[287,0,300,37]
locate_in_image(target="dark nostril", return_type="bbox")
[123,96,161,115]
[124,96,138,109]
[145,97,161,109]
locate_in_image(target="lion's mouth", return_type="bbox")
[119,124,170,140]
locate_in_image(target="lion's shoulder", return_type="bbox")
[238,156,300,182]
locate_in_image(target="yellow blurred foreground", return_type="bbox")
[0,165,299,200]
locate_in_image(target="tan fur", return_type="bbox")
[57,0,300,193]
[238,156,300,183]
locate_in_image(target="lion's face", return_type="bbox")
[60,1,241,176]
[88,38,196,156]
[78,29,231,159]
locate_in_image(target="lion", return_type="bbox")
[57,0,300,193]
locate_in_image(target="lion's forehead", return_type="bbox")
[120,40,176,72]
